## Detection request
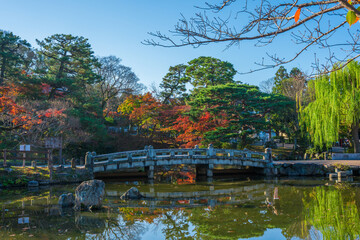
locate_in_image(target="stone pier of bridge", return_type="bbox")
[196,164,214,178]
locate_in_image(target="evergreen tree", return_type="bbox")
[186,56,237,88]
[188,83,294,147]
[36,34,99,100]
[159,64,189,104]
[272,66,290,94]
[0,30,32,85]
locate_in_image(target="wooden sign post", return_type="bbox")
[19,145,31,167]
[45,137,63,165]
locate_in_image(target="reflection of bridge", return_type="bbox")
[106,183,274,208]
[86,145,273,178]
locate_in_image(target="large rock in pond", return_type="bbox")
[120,187,143,200]
[27,180,39,188]
[58,193,75,208]
[75,180,105,210]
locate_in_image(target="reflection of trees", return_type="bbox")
[0,203,83,240]
[160,210,192,240]
[78,209,147,240]
[188,186,309,240]
[303,186,360,240]
[3,183,360,240]
[89,216,146,240]
[118,207,193,240]
[190,205,267,240]
[0,202,147,240]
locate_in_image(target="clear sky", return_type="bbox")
[0,0,339,88]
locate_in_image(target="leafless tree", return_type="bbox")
[280,74,307,101]
[259,78,275,93]
[149,81,161,99]
[144,0,360,74]
[93,56,145,111]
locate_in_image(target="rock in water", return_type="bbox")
[75,180,105,210]
[27,181,39,188]
[120,187,143,200]
[58,193,75,208]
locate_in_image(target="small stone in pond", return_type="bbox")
[58,193,74,208]
[27,181,39,187]
[120,187,143,200]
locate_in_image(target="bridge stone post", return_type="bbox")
[85,152,93,169]
[85,152,95,177]
[207,144,214,157]
[194,145,199,156]
[264,148,272,162]
[71,158,76,169]
[145,146,155,179]
[207,164,214,177]
[188,149,193,157]
[244,148,251,158]
[196,144,215,179]
[146,166,154,179]
[147,145,155,159]
[261,148,276,176]
[127,153,132,167]
[196,163,213,179]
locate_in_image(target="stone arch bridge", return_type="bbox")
[85,145,273,178]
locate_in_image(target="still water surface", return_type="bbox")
[0,177,360,240]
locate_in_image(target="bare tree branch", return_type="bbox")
[144,0,360,74]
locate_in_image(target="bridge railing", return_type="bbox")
[88,144,272,167]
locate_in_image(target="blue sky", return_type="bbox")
[0,0,343,88]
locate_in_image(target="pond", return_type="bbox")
[0,177,360,240]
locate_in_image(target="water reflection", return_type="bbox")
[303,186,360,240]
[0,179,360,239]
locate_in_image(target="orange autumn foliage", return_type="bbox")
[172,111,228,148]
[176,171,196,184]
[0,85,66,130]
[118,92,162,127]
[294,8,301,22]
[0,86,25,116]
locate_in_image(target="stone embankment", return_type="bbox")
[273,163,330,176]
[273,160,360,176]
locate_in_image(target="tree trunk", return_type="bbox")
[351,122,360,153]
[0,57,7,85]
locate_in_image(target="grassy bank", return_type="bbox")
[0,166,92,188]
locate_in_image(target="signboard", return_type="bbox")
[19,145,31,151]
[18,217,29,224]
[45,137,62,149]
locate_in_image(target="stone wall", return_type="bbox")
[332,153,360,160]
[274,163,333,176]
